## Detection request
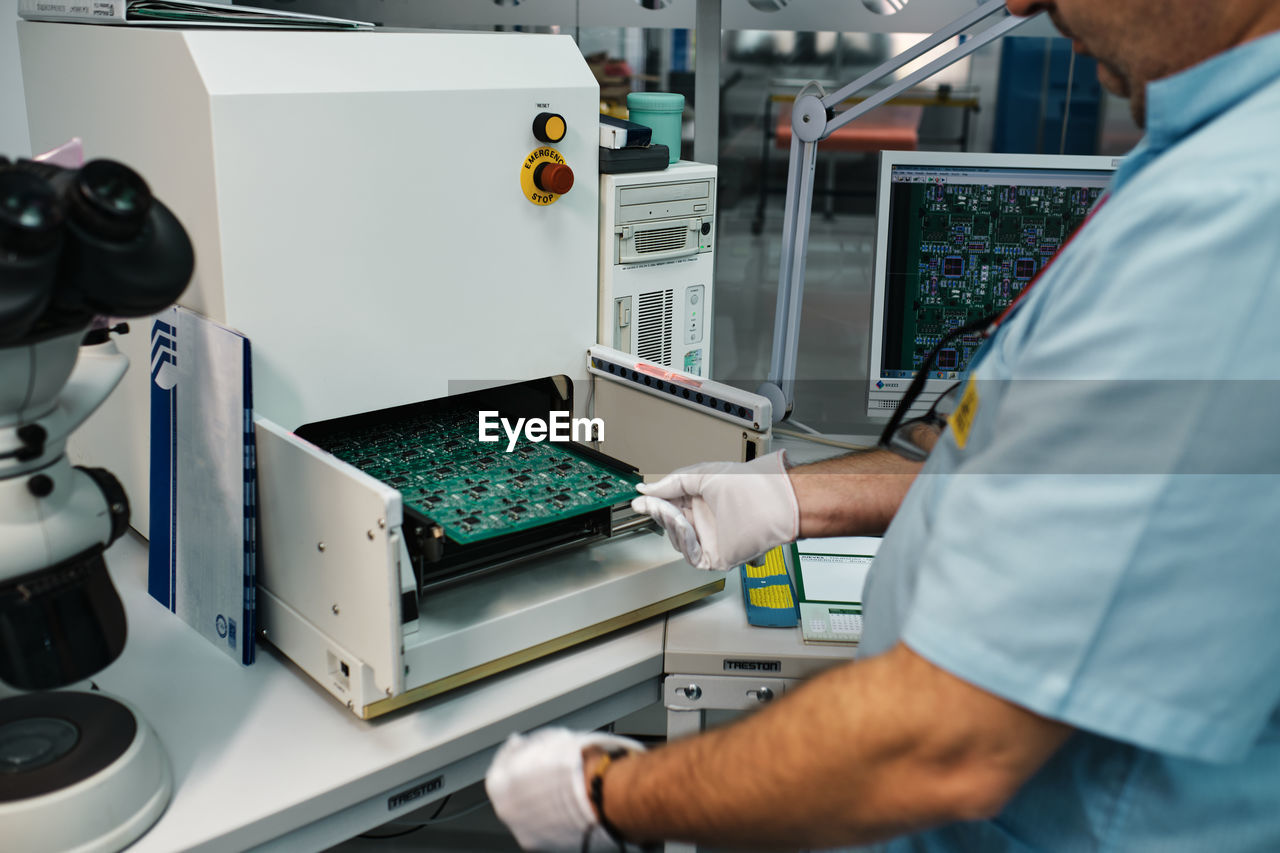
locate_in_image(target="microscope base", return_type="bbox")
[0,691,171,852]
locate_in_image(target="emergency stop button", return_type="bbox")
[521,147,573,205]
[533,112,567,143]
[534,162,574,195]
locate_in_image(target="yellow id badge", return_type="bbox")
[949,377,979,450]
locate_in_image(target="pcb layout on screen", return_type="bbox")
[867,152,1120,418]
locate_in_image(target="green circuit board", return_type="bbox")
[897,181,1103,375]
[321,408,640,545]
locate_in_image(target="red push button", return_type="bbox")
[533,162,574,195]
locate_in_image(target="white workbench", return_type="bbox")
[27,533,673,852]
[14,434,859,852]
[663,566,856,738]
[657,561,859,853]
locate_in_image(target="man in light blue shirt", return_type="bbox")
[486,2,1280,849]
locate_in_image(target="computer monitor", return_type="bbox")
[867,151,1121,418]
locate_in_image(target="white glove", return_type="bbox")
[630,450,799,571]
[485,727,645,852]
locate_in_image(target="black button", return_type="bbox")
[27,474,54,498]
[532,112,567,143]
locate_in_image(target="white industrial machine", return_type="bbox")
[20,25,606,528]
[19,25,734,721]
[599,161,717,378]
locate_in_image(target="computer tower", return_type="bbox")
[599,161,716,377]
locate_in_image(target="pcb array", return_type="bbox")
[897,181,1103,375]
[321,409,640,544]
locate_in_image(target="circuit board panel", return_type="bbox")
[320,409,640,545]
[895,181,1103,375]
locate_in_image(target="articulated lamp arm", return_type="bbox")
[757,0,1042,423]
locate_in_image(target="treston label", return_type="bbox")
[387,774,443,811]
[723,659,781,673]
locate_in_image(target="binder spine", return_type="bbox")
[19,0,127,24]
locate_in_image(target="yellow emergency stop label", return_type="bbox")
[521,147,566,206]
[949,377,979,450]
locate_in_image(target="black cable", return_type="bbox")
[428,795,453,822]
[357,822,427,841]
[418,797,494,825]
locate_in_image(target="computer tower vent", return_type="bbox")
[634,225,690,255]
[636,289,674,366]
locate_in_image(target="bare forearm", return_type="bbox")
[788,450,923,538]
[602,644,1069,850]
[606,650,937,849]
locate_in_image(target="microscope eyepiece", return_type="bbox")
[0,168,64,255]
[68,159,153,243]
[55,158,193,319]
[0,154,195,331]
[0,166,64,344]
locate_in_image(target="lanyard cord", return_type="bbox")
[878,311,996,446]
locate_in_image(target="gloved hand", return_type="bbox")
[485,727,645,852]
[630,450,799,571]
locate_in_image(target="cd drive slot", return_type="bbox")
[618,180,711,205]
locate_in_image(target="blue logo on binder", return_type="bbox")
[148,317,178,609]
[151,321,178,390]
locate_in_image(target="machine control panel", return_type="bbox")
[521,147,574,205]
[532,112,567,143]
[685,284,704,345]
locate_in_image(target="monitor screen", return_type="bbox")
[867,151,1121,418]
